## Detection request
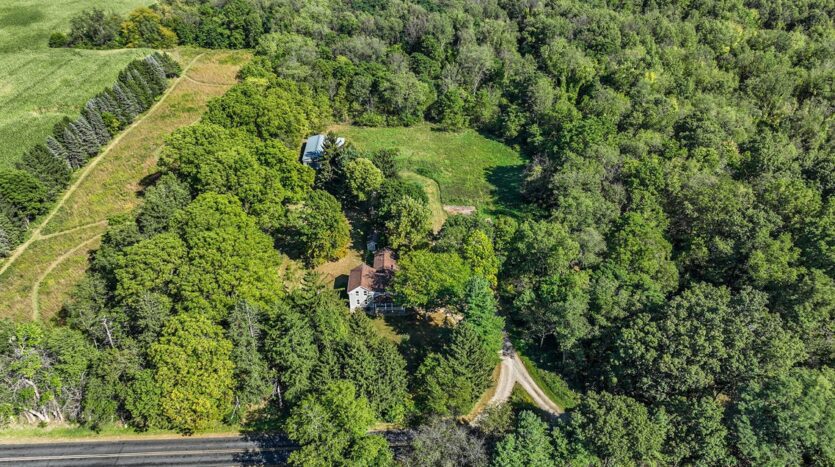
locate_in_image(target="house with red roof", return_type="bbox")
[347,248,403,314]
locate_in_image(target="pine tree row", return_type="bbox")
[0,53,181,258]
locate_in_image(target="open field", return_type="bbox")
[0,0,152,168]
[0,49,248,322]
[332,124,526,215]
[400,171,446,232]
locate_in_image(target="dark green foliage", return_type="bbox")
[461,276,504,362]
[226,302,273,423]
[416,323,494,416]
[48,32,68,48]
[612,284,804,402]
[264,277,411,422]
[0,169,49,223]
[136,174,191,235]
[16,144,71,196]
[278,190,351,266]
[28,0,835,458]
[204,80,329,149]
[729,368,835,466]
[493,411,557,467]
[403,417,488,467]
[284,380,394,466]
[568,392,668,466]
[66,8,121,48]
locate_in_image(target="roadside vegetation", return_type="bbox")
[0,0,833,466]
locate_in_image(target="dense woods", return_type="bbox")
[2,0,834,465]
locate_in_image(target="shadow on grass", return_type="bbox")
[484,164,526,217]
[379,313,451,372]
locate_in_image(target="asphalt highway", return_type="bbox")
[0,435,295,466]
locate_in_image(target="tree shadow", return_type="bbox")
[484,164,525,217]
[137,171,163,191]
[381,313,451,372]
[234,404,295,465]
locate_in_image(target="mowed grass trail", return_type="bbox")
[0,49,249,322]
[0,0,151,168]
[332,123,526,214]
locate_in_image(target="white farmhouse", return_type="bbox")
[347,248,401,313]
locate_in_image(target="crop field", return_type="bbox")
[332,124,526,215]
[0,49,248,322]
[0,0,151,168]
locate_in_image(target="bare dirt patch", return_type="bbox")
[443,205,476,215]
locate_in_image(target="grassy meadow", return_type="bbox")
[332,123,526,215]
[0,50,248,322]
[0,0,151,168]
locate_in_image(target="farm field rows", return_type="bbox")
[0,0,151,168]
[332,123,526,215]
[0,49,249,322]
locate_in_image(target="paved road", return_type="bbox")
[0,435,294,466]
[0,432,412,466]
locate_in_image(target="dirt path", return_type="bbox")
[30,234,103,320]
[36,220,108,241]
[0,53,205,279]
[472,339,563,423]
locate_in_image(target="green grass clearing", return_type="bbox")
[0,0,152,168]
[400,171,446,233]
[332,123,526,215]
[368,312,451,373]
[0,422,239,443]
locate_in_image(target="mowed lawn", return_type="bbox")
[0,0,151,168]
[332,124,526,215]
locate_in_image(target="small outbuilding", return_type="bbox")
[301,134,345,168]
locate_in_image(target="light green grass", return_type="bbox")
[519,355,580,410]
[0,0,152,168]
[0,422,239,442]
[333,123,526,215]
[400,171,446,233]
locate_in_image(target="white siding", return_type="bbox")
[349,287,375,312]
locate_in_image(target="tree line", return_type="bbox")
[0,53,180,259]
[51,0,267,50]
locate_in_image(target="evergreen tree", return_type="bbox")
[493,411,557,467]
[417,323,494,415]
[264,302,319,405]
[462,276,504,361]
[16,144,71,195]
[227,302,272,422]
[72,114,100,156]
[112,82,141,120]
[284,380,394,466]
[0,222,10,257]
[136,174,191,235]
[82,104,111,145]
